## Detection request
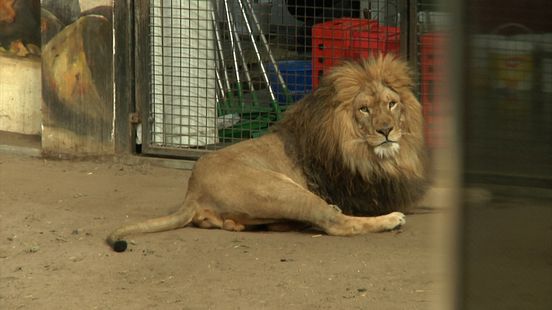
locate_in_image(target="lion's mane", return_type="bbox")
[275,55,428,216]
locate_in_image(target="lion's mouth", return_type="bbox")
[374,141,400,158]
[376,140,398,147]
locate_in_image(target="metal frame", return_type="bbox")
[405,0,418,71]
[135,0,212,158]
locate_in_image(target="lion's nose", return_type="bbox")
[376,126,393,138]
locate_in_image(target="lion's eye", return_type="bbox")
[389,101,397,109]
[359,106,370,114]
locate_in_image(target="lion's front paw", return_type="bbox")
[381,212,406,231]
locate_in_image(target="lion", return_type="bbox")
[107,55,428,252]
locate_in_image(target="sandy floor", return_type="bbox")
[0,152,444,309]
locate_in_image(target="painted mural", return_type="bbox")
[40,0,114,155]
[0,0,40,56]
[0,0,41,135]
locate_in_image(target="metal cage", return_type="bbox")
[135,0,413,158]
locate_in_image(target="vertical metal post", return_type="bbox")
[229,9,260,106]
[239,0,291,105]
[212,10,234,110]
[407,0,418,72]
[399,0,409,60]
[223,0,244,106]
[234,0,279,113]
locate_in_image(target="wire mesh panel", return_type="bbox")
[140,0,409,156]
[149,0,218,151]
[214,0,281,143]
[415,0,450,151]
[463,0,552,184]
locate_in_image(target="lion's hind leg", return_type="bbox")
[192,209,247,232]
[192,208,224,229]
[222,219,246,232]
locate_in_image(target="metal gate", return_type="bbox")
[135,0,414,158]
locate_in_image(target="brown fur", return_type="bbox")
[107,55,428,252]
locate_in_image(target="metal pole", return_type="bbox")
[211,10,234,110]
[215,69,224,115]
[239,0,292,105]
[233,0,277,104]
[223,0,244,106]
[228,6,260,106]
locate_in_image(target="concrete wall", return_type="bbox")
[0,55,41,135]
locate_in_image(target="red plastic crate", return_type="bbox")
[350,24,400,58]
[420,32,447,148]
[420,32,446,82]
[311,18,377,88]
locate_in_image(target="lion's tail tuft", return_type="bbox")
[111,240,128,252]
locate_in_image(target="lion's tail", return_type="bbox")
[106,207,195,252]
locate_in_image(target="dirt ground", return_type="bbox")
[0,152,446,310]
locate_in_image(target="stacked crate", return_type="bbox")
[312,18,400,88]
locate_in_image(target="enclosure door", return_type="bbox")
[136,0,218,158]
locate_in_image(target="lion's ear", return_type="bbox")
[318,61,364,104]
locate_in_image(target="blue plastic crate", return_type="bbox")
[268,60,312,104]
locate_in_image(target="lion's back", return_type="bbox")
[191,133,306,186]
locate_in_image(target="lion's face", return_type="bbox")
[352,82,403,159]
[279,55,424,179]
